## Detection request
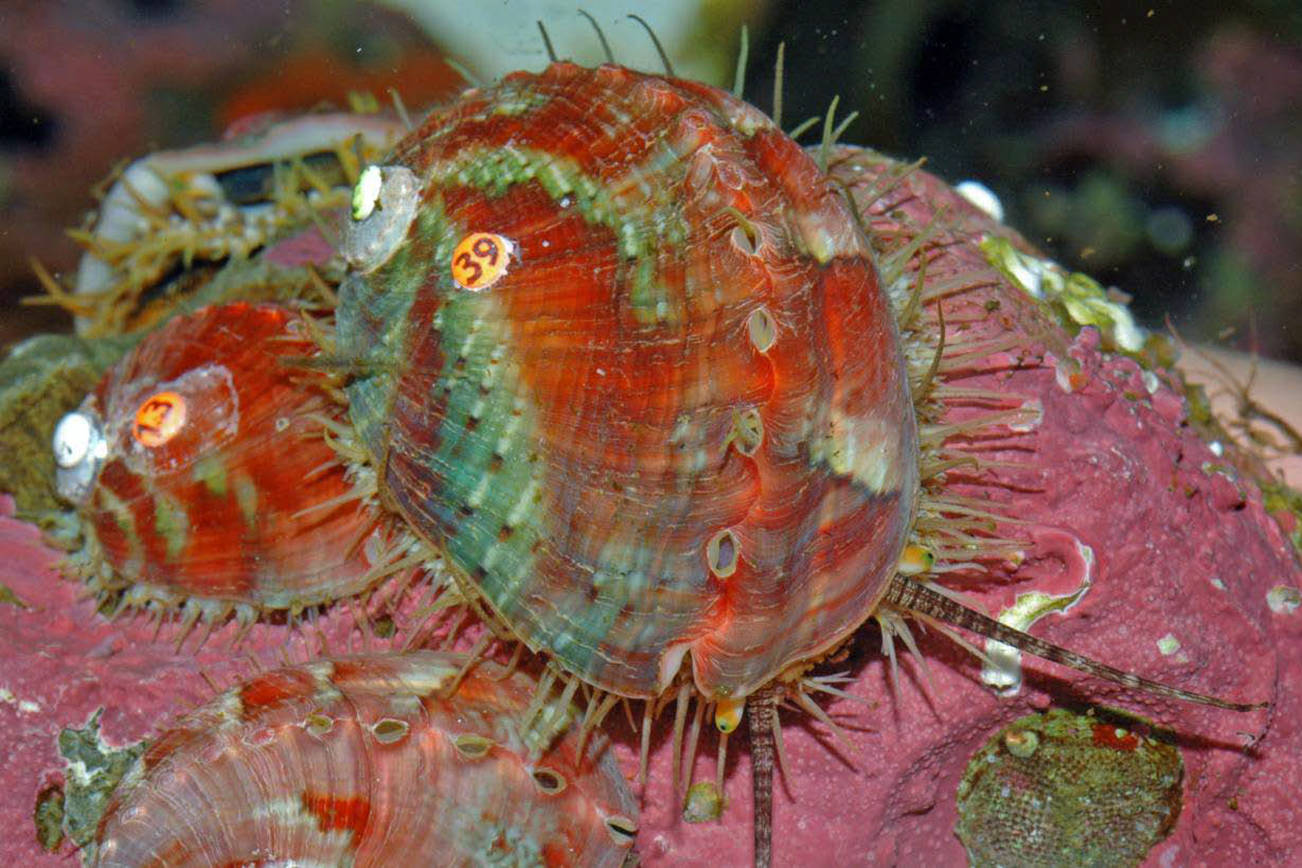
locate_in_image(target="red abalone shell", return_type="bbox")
[338,62,919,703]
[55,302,396,622]
[91,651,638,866]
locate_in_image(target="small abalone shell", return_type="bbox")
[57,302,393,618]
[340,62,918,702]
[91,651,638,866]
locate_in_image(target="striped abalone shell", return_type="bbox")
[56,302,392,618]
[339,61,918,702]
[92,651,638,866]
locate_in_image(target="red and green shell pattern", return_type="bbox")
[54,302,393,621]
[92,651,638,866]
[338,62,919,703]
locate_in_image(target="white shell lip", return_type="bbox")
[53,410,108,504]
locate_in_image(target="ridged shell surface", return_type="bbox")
[92,651,638,866]
[62,302,388,613]
[340,62,918,701]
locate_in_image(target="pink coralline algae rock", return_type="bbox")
[2,147,1300,867]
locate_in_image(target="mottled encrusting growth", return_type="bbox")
[956,709,1183,867]
[54,302,406,632]
[338,61,919,707]
[90,651,638,866]
[0,333,134,518]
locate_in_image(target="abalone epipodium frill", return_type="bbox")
[91,651,638,866]
[72,302,388,612]
[340,62,918,700]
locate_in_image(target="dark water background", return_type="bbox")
[0,0,1298,363]
[750,0,1301,365]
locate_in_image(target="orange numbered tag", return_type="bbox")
[451,232,514,291]
[132,391,187,448]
